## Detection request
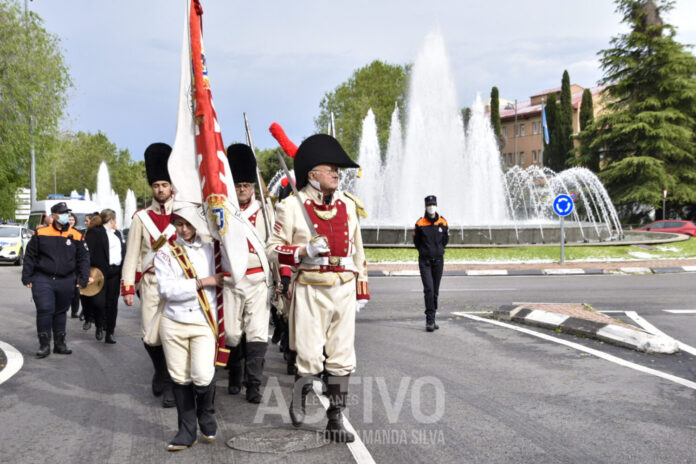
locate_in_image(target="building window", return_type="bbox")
[533,121,538,134]
[520,124,526,137]
[533,150,538,163]
[520,152,525,165]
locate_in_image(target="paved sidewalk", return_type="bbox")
[368,258,696,277]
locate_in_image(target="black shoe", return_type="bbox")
[82,321,91,331]
[36,333,51,358]
[53,332,72,355]
[105,333,116,344]
[246,385,262,404]
[78,313,85,321]
[426,322,435,332]
[434,321,440,330]
[95,327,103,341]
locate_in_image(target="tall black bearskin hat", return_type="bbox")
[144,143,172,185]
[294,134,359,189]
[226,143,257,184]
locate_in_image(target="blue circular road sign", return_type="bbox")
[553,194,574,217]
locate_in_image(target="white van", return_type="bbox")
[27,197,100,232]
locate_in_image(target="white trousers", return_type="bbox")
[139,272,160,342]
[292,278,356,376]
[160,315,216,386]
[223,272,270,347]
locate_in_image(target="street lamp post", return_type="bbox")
[25,0,37,208]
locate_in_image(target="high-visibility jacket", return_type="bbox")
[22,224,90,286]
[413,214,449,259]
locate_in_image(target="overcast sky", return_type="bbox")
[28,0,696,161]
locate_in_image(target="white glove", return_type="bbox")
[306,236,330,258]
[356,299,368,312]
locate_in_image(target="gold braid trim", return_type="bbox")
[344,191,367,219]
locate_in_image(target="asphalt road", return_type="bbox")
[1,263,694,464]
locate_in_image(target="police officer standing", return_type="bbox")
[121,143,177,407]
[267,132,369,443]
[414,195,448,332]
[22,202,90,358]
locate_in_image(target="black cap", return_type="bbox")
[226,143,257,184]
[425,195,437,206]
[51,202,70,214]
[294,134,358,189]
[144,143,172,185]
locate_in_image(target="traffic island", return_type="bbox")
[492,303,679,354]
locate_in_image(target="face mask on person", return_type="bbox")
[308,178,321,191]
[426,205,437,215]
[56,213,70,225]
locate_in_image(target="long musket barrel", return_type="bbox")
[243,113,273,240]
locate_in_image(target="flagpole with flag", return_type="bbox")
[169,0,271,366]
[541,97,550,145]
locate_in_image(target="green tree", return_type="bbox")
[544,93,564,172]
[0,0,71,217]
[580,0,696,208]
[315,60,409,157]
[559,70,574,164]
[461,107,472,132]
[572,88,600,172]
[256,147,293,187]
[579,88,595,130]
[490,87,503,150]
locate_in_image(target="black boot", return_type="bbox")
[168,383,197,451]
[289,375,314,427]
[161,379,176,408]
[325,375,355,443]
[194,383,217,442]
[36,333,51,358]
[53,332,72,355]
[95,326,104,341]
[425,313,435,332]
[271,307,283,344]
[105,332,116,344]
[144,344,166,397]
[433,314,440,330]
[244,341,267,404]
[285,350,297,376]
[226,344,244,395]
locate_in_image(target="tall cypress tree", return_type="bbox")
[581,0,696,208]
[579,88,594,130]
[490,86,503,150]
[559,70,574,166]
[574,88,600,172]
[544,93,564,172]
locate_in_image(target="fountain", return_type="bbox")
[123,189,137,230]
[93,161,124,229]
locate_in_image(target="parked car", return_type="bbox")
[0,224,32,265]
[635,220,696,237]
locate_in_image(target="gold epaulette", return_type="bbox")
[344,191,367,219]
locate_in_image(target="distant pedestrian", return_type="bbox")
[68,213,81,319]
[413,195,449,332]
[22,202,90,357]
[83,209,125,344]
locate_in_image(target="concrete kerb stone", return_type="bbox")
[368,264,696,277]
[491,305,680,354]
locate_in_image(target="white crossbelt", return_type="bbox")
[302,256,356,270]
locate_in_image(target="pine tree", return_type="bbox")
[490,86,503,150]
[544,93,564,172]
[581,0,696,208]
[559,70,574,166]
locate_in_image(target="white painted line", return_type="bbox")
[543,268,585,275]
[663,310,696,314]
[457,313,696,391]
[619,267,653,274]
[0,341,24,385]
[681,266,696,272]
[466,270,508,276]
[312,380,375,464]
[625,311,696,357]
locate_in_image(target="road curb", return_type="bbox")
[367,266,696,277]
[491,305,680,354]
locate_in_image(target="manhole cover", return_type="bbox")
[226,427,329,453]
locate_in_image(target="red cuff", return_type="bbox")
[357,280,370,300]
[279,266,292,278]
[275,245,299,266]
[135,271,143,283]
[121,282,135,296]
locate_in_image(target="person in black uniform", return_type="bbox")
[413,195,449,332]
[84,209,125,344]
[22,202,90,357]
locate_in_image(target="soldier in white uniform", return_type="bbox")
[223,143,275,403]
[266,134,369,443]
[121,143,177,407]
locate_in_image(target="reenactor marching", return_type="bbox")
[267,130,369,443]
[120,143,177,407]
[222,143,274,403]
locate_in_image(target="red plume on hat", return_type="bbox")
[269,123,298,158]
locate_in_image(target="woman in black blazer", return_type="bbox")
[84,209,125,344]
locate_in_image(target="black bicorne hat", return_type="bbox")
[144,143,172,185]
[294,134,358,189]
[226,143,257,184]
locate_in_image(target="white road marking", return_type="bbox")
[466,270,508,276]
[452,312,696,391]
[543,268,585,275]
[663,310,696,314]
[625,311,696,356]
[0,341,24,385]
[312,380,376,464]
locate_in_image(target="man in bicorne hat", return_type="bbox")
[223,143,275,404]
[121,142,177,407]
[266,134,369,443]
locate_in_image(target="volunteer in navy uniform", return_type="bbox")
[22,202,90,358]
[413,195,449,332]
[223,143,274,403]
[267,133,369,443]
[120,143,177,407]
